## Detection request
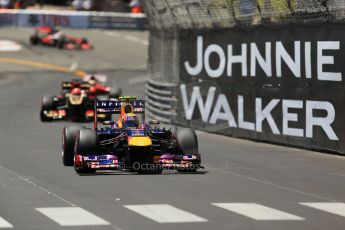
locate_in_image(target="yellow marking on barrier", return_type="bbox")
[0,57,87,77]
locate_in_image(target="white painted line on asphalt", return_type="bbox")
[69,62,79,71]
[0,165,76,207]
[208,166,336,202]
[124,35,141,43]
[0,217,13,228]
[140,40,149,46]
[124,204,208,223]
[212,203,305,221]
[104,31,121,38]
[300,202,345,217]
[36,207,111,226]
[104,31,148,46]
[331,172,345,177]
[128,74,151,84]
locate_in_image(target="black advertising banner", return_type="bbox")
[178,24,345,153]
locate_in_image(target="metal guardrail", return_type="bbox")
[145,79,177,124]
[0,9,146,29]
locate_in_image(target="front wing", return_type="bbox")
[74,153,202,171]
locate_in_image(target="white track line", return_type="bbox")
[208,166,337,202]
[300,202,345,217]
[0,164,76,207]
[36,207,110,226]
[0,217,13,228]
[128,74,151,84]
[212,203,305,221]
[104,31,148,46]
[124,35,141,43]
[124,204,207,223]
[140,40,149,46]
[104,31,121,38]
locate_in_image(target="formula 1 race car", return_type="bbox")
[62,97,202,174]
[83,74,121,99]
[40,78,121,122]
[40,81,105,122]
[30,26,92,50]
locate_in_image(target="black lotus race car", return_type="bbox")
[40,80,108,122]
[62,97,202,174]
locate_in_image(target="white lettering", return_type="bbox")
[209,94,237,127]
[282,100,304,137]
[250,42,272,77]
[306,100,338,140]
[238,95,255,130]
[317,41,342,81]
[184,36,203,76]
[227,44,247,77]
[276,41,301,78]
[204,44,226,78]
[305,41,312,79]
[180,84,216,122]
[256,98,280,134]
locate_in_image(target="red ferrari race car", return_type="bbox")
[83,74,122,99]
[30,26,93,50]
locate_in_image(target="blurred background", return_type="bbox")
[0,0,143,12]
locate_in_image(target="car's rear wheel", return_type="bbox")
[62,126,82,166]
[30,35,39,45]
[109,86,122,99]
[57,37,66,49]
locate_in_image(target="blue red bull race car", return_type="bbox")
[62,96,202,174]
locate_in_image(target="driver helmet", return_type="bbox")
[89,86,96,98]
[121,113,139,128]
[71,88,81,95]
[89,75,96,85]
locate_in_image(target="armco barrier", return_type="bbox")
[145,80,177,124]
[0,10,146,30]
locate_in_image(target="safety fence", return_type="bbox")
[0,9,146,29]
[144,0,345,29]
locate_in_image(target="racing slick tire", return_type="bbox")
[57,37,66,49]
[109,86,122,99]
[62,126,82,166]
[74,129,98,174]
[176,128,199,155]
[41,95,54,110]
[30,35,39,45]
[176,128,199,173]
[40,95,54,122]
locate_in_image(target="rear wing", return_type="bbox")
[95,100,145,114]
[61,81,90,91]
[94,100,145,128]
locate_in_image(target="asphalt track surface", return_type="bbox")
[0,28,345,230]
